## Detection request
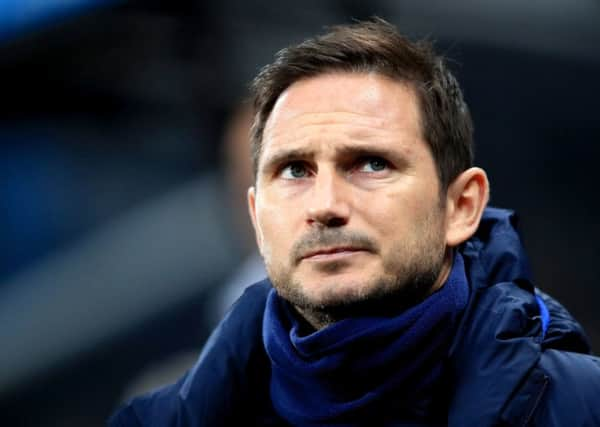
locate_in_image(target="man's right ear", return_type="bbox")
[443,167,489,247]
[247,186,264,252]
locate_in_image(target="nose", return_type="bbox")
[306,168,350,227]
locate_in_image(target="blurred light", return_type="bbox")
[0,0,123,42]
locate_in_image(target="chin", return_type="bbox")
[292,277,381,308]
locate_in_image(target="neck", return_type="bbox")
[294,306,336,332]
[430,248,454,294]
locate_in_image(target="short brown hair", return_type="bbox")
[250,18,474,191]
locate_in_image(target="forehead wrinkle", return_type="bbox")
[264,110,388,142]
[286,111,387,127]
[265,123,419,159]
[265,111,416,146]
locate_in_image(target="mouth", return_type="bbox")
[301,246,369,261]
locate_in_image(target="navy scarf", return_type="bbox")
[262,253,469,426]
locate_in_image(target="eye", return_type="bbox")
[359,157,389,173]
[280,161,309,179]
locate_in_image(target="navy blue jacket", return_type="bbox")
[110,208,600,426]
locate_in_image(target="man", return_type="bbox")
[110,19,600,426]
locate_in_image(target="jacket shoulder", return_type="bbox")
[108,281,273,427]
[531,350,600,426]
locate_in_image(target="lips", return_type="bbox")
[301,246,367,260]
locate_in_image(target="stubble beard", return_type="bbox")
[266,209,448,329]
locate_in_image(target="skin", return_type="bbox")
[249,72,489,330]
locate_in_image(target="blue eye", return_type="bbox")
[360,157,388,172]
[281,162,308,179]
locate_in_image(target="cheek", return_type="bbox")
[361,187,436,236]
[256,202,295,254]
[369,190,418,222]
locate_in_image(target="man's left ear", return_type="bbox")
[444,167,490,247]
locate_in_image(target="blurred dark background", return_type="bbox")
[1,1,599,425]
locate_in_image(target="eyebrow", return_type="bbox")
[335,145,406,162]
[260,143,409,175]
[260,148,315,175]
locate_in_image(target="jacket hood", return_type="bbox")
[449,207,591,425]
[463,207,533,290]
[463,207,590,352]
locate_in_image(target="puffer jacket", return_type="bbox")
[109,208,600,426]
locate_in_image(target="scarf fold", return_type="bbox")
[262,253,469,426]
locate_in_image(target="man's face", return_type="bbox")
[249,72,452,318]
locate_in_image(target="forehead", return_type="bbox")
[261,72,424,163]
